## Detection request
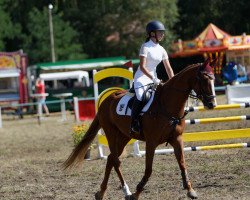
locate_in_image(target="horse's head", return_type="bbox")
[192,59,217,109]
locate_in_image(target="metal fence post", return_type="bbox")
[0,107,2,128]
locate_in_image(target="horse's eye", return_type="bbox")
[204,73,215,80]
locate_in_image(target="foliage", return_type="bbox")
[0,0,250,64]
[0,0,178,63]
[64,0,178,58]
[22,6,85,64]
[72,124,88,146]
[72,123,94,147]
[0,0,21,50]
[175,0,250,40]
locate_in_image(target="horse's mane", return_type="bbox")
[174,63,201,78]
[164,63,202,86]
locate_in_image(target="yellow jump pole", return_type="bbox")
[93,67,134,159]
[183,128,250,142]
[185,115,250,124]
[187,102,250,112]
[135,142,250,156]
[195,143,249,151]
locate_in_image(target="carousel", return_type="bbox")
[171,23,250,85]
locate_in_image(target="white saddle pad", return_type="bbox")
[116,92,155,116]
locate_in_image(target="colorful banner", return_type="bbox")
[0,50,23,69]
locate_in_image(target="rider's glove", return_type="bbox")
[152,77,161,86]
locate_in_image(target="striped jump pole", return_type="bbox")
[134,142,250,156]
[0,106,2,128]
[187,102,250,112]
[185,115,250,125]
[133,128,250,157]
[133,103,250,157]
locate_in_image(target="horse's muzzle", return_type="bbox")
[202,94,216,110]
[208,102,216,109]
[204,101,216,109]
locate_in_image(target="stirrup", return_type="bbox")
[131,126,140,133]
[130,121,140,134]
[130,129,140,136]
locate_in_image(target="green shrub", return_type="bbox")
[72,124,90,146]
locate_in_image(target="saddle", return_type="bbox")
[116,84,155,116]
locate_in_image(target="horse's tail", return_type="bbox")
[63,113,100,170]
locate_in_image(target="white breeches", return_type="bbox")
[134,69,155,101]
[134,85,148,101]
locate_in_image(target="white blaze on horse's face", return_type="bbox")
[210,79,217,106]
[193,58,217,109]
[201,72,216,109]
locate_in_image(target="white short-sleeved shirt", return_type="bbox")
[134,39,169,89]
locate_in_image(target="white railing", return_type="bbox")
[0,97,95,128]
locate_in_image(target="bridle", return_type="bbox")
[150,63,216,136]
[164,69,215,103]
[189,70,216,104]
[161,68,216,129]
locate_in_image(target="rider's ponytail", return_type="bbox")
[145,36,150,42]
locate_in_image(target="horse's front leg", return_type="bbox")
[128,143,156,200]
[170,135,198,199]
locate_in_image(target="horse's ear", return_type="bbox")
[201,58,210,70]
[204,58,210,65]
[201,58,214,74]
[210,58,217,67]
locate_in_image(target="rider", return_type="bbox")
[130,20,174,134]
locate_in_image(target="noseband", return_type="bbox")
[189,71,216,103]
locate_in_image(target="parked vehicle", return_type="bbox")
[28,57,139,112]
[0,50,28,116]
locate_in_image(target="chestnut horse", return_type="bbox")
[63,59,216,199]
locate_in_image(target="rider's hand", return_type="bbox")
[153,78,161,86]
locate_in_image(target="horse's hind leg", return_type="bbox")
[127,142,157,200]
[170,135,198,199]
[109,135,132,198]
[95,128,131,200]
[95,154,113,200]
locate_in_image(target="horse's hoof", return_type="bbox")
[125,195,130,200]
[125,194,137,200]
[95,191,103,200]
[187,189,198,199]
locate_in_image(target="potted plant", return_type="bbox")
[72,123,94,160]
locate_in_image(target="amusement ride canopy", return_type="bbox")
[171,23,250,76]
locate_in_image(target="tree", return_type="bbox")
[175,0,250,40]
[0,1,21,50]
[23,6,85,64]
[62,0,178,58]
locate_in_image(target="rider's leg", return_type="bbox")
[130,86,147,133]
[130,97,144,133]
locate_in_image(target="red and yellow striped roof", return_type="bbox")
[195,23,231,40]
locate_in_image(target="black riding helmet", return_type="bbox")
[146,20,166,34]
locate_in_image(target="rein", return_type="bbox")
[166,70,215,104]
[169,110,189,127]
[152,66,215,127]
[190,72,216,103]
[149,84,189,128]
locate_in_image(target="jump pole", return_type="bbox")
[185,115,250,124]
[0,106,2,128]
[93,67,134,159]
[133,126,250,157]
[134,142,250,156]
[186,102,250,112]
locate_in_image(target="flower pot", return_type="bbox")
[84,148,91,160]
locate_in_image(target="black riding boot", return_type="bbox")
[130,98,144,134]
